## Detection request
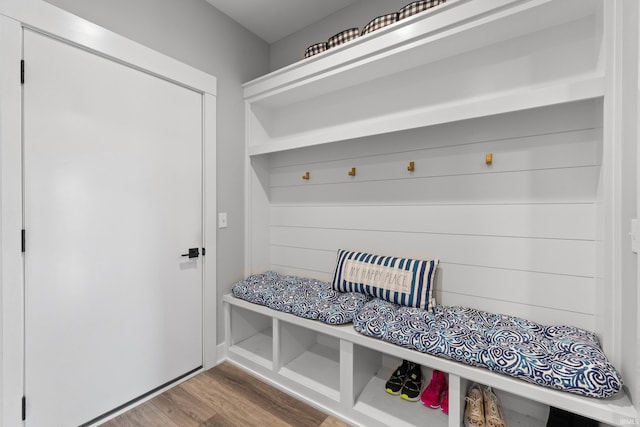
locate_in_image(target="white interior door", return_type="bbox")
[23,29,203,426]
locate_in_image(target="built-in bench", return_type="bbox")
[224,293,637,427]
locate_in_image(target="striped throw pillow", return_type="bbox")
[331,249,438,311]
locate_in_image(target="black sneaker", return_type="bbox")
[385,360,409,395]
[401,362,423,401]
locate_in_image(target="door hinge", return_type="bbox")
[20,60,24,85]
[21,396,26,421]
[21,229,25,253]
[632,219,638,254]
[202,247,206,256]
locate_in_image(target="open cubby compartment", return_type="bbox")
[350,347,449,427]
[226,303,273,369]
[458,377,549,427]
[277,319,341,402]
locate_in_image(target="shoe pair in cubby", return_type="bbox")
[384,360,448,414]
[464,383,506,427]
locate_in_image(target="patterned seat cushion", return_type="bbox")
[232,271,371,325]
[354,299,623,398]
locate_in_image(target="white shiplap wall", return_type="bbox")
[262,99,601,332]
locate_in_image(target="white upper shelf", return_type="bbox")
[244,0,603,156]
[247,75,604,156]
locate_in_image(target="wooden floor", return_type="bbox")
[101,362,352,427]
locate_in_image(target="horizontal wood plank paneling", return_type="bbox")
[271,246,336,275]
[271,167,599,204]
[435,263,595,313]
[435,291,595,331]
[270,203,595,240]
[269,265,333,282]
[268,253,595,331]
[270,129,598,187]
[271,228,594,277]
[270,259,594,314]
[261,101,601,331]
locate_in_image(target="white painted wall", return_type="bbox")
[43,0,270,344]
[269,0,413,71]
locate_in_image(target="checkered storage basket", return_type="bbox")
[327,28,360,48]
[361,12,399,36]
[304,42,327,58]
[398,0,446,20]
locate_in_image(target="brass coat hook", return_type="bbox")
[348,167,356,177]
[302,171,310,180]
[407,161,415,172]
[486,153,493,165]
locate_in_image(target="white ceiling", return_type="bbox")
[205,0,360,44]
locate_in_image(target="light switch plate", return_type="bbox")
[218,212,228,228]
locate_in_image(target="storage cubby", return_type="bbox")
[278,320,341,402]
[352,351,449,427]
[226,304,273,369]
[497,390,549,427]
[458,378,549,427]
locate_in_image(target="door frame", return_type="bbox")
[0,2,218,426]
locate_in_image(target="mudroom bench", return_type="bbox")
[237,0,640,425]
[223,293,636,427]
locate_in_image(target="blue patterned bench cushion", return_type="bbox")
[232,271,372,325]
[354,299,623,398]
[331,249,438,312]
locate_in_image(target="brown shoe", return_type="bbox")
[483,386,506,427]
[464,383,485,427]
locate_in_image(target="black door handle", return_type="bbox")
[181,248,199,258]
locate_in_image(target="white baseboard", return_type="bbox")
[216,341,228,364]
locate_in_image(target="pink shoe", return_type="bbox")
[440,384,449,414]
[420,370,447,408]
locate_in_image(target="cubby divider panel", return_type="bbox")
[351,344,382,406]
